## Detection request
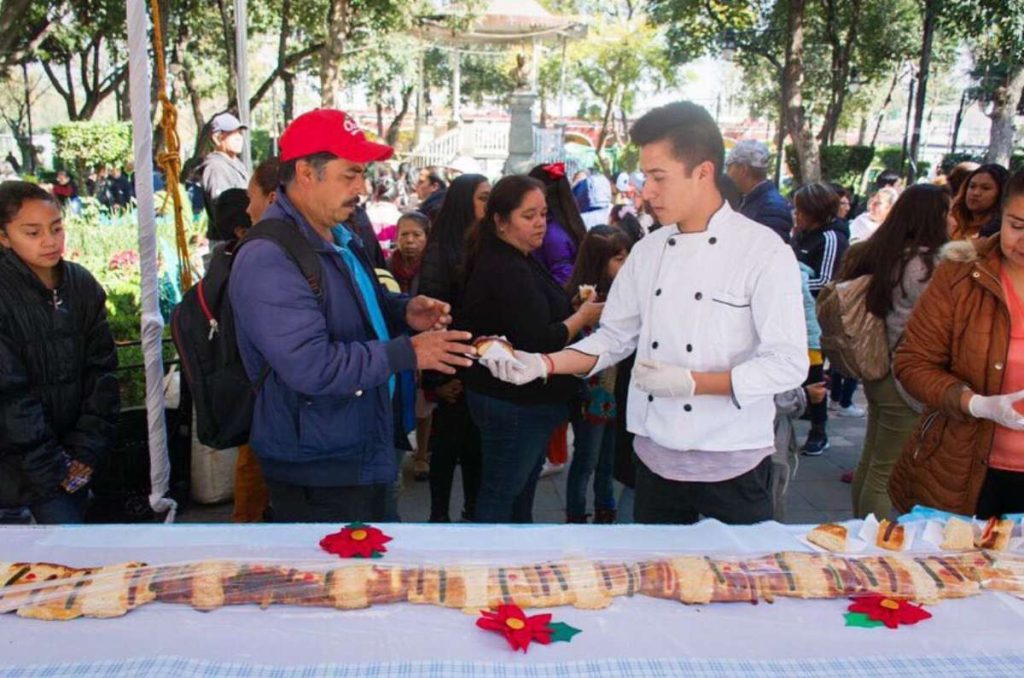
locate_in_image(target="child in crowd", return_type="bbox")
[388,211,433,482]
[564,225,632,523]
[0,181,120,524]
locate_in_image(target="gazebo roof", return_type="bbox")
[419,0,584,44]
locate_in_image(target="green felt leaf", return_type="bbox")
[347,521,367,529]
[549,621,582,643]
[844,612,884,629]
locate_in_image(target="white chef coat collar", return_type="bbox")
[670,199,732,236]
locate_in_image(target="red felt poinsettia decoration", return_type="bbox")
[476,604,581,652]
[319,522,392,559]
[847,595,932,629]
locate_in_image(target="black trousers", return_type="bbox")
[634,455,774,525]
[975,467,1024,519]
[265,479,388,523]
[428,397,482,522]
[805,363,828,430]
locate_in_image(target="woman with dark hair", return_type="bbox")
[564,225,633,523]
[527,162,588,285]
[459,175,602,523]
[891,170,1024,517]
[950,163,1009,240]
[792,182,849,455]
[836,184,950,519]
[418,173,490,522]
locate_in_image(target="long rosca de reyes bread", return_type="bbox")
[2,550,1019,622]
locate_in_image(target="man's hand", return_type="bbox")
[632,360,695,398]
[435,379,464,404]
[410,330,475,374]
[406,295,452,332]
[481,350,548,385]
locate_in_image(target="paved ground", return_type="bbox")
[180,395,867,526]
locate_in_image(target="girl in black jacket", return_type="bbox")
[0,181,119,523]
[791,182,849,456]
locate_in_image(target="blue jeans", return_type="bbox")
[467,391,568,523]
[566,418,616,519]
[29,490,88,524]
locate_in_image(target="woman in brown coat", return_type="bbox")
[890,170,1024,517]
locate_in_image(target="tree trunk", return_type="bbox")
[216,0,238,107]
[385,85,413,147]
[907,0,937,183]
[593,90,617,176]
[283,73,295,124]
[321,0,351,108]
[985,63,1024,166]
[817,0,862,145]
[782,0,821,183]
[950,90,968,154]
[276,0,293,123]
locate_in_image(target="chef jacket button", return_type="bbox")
[647,394,654,403]
[684,404,693,412]
[709,237,717,245]
[655,288,662,296]
[695,292,703,300]
[652,341,659,349]
[995,363,1004,371]
[668,238,677,246]
[686,344,693,352]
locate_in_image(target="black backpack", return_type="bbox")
[171,219,323,449]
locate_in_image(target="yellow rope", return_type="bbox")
[149,0,193,292]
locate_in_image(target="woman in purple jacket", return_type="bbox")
[527,163,587,286]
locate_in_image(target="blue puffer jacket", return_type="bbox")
[229,191,417,487]
[798,263,822,351]
[739,181,793,244]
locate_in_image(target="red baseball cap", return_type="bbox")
[279,109,394,163]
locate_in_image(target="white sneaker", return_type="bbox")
[836,404,866,418]
[828,399,841,411]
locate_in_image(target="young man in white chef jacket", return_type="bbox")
[482,101,809,524]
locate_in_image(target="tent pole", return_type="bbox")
[125,0,176,523]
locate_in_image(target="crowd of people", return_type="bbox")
[2,99,1024,528]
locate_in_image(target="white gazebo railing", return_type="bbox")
[406,121,565,174]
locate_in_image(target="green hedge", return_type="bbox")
[52,121,133,178]
[784,144,875,189]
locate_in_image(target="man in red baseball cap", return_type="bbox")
[228,109,475,522]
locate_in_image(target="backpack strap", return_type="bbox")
[241,218,324,300]
[236,218,326,394]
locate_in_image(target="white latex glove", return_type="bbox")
[632,359,696,398]
[480,350,549,386]
[968,389,1024,430]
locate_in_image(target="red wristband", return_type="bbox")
[541,354,555,377]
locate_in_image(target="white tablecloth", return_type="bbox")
[2,521,1023,677]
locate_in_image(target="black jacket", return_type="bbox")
[0,251,119,506]
[792,221,850,297]
[420,188,447,222]
[457,235,580,405]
